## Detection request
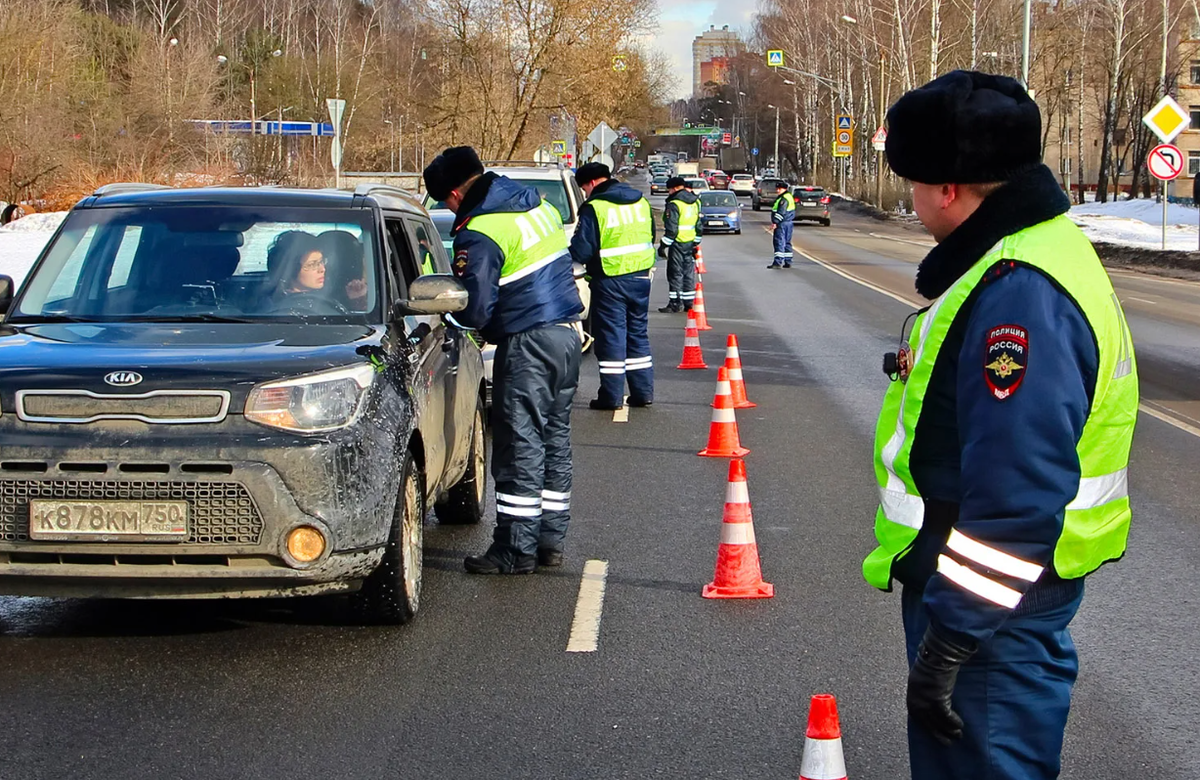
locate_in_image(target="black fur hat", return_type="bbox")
[575,162,611,185]
[666,176,686,188]
[885,71,1041,184]
[423,146,486,201]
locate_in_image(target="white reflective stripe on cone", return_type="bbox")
[727,367,743,380]
[684,336,700,346]
[542,500,570,512]
[1067,468,1129,511]
[711,407,736,423]
[946,529,1043,582]
[542,490,571,500]
[727,346,740,359]
[715,380,731,396]
[725,479,749,504]
[937,554,1022,609]
[496,493,541,506]
[497,505,542,518]
[720,521,756,545]
[799,737,847,780]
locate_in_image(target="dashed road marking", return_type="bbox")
[1125,296,1158,305]
[613,397,630,424]
[868,231,936,248]
[566,559,609,653]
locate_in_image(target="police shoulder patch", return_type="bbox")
[984,324,1028,401]
[453,249,469,276]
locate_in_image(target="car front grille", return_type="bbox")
[0,480,264,545]
[17,390,230,424]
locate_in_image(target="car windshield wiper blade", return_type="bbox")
[7,314,99,324]
[121,314,257,323]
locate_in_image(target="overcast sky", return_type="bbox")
[650,0,758,99]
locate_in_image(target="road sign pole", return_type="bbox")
[1163,180,1168,250]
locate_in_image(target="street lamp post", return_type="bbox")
[767,104,781,177]
[384,119,395,171]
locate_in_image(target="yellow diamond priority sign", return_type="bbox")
[1143,95,1190,144]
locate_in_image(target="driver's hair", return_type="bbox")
[266,230,321,293]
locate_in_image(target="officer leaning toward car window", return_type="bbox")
[863,71,1139,779]
[767,181,795,268]
[423,146,584,574]
[657,176,701,312]
[569,162,656,411]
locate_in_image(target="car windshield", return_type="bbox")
[733,175,753,181]
[12,205,381,323]
[653,176,667,183]
[701,192,739,208]
[796,188,827,199]
[687,180,707,189]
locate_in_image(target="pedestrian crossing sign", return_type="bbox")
[767,50,785,68]
[837,115,853,130]
[551,140,566,156]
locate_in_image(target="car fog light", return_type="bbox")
[287,526,326,563]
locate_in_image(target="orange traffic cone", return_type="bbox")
[699,367,750,457]
[677,310,708,370]
[724,334,756,409]
[703,458,773,599]
[694,243,708,274]
[693,282,713,331]
[798,694,847,780]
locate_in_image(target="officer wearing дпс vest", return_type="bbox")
[768,181,795,268]
[424,147,584,575]
[570,162,657,411]
[865,72,1138,779]
[657,177,701,312]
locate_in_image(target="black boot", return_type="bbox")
[464,549,538,574]
[537,548,564,567]
[658,301,682,313]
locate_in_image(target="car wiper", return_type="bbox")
[6,314,99,324]
[121,314,256,323]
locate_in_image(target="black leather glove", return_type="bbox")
[907,625,976,745]
[657,244,667,258]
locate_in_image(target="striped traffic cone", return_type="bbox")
[699,367,750,457]
[677,310,708,370]
[702,458,773,599]
[724,334,756,409]
[798,694,847,780]
[694,243,708,274]
[693,282,713,330]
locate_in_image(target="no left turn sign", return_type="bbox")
[1148,143,1184,181]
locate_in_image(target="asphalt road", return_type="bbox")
[1,175,1198,779]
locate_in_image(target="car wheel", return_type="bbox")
[735,229,742,235]
[435,397,488,525]
[350,450,424,625]
[753,201,760,211]
[822,219,831,227]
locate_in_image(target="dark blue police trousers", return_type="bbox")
[771,221,794,266]
[490,322,580,560]
[590,273,653,407]
[902,581,1084,780]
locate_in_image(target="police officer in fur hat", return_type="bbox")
[861,71,1139,778]
[425,146,583,574]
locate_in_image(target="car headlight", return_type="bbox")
[245,364,375,433]
[727,211,739,219]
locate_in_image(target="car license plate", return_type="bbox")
[707,220,724,226]
[29,500,188,541]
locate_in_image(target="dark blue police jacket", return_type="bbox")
[569,179,656,280]
[450,173,582,343]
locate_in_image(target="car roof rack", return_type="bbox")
[481,160,565,169]
[352,183,414,200]
[92,183,172,197]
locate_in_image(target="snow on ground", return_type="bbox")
[0,212,66,286]
[1070,198,1200,252]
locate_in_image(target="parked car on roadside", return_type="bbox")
[698,190,742,234]
[0,183,488,625]
[793,185,832,226]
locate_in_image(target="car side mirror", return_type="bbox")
[396,274,469,316]
[0,275,13,317]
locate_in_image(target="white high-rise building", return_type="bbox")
[692,26,743,98]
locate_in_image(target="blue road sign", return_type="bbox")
[752,147,759,156]
[837,116,853,130]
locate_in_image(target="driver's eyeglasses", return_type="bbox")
[301,255,327,271]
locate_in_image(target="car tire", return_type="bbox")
[822,219,831,227]
[350,449,424,625]
[435,397,488,526]
[753,200,761,211]
[735,229,742,235]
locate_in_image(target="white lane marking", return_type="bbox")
[566,559,609,653]
[1140,401,1200,438]
[869,231,936,248]
[792,245,923,307]
[613,396,630,424]
[787,233,1200,441]
[1124,296,1158,305]
[1108,269,1200,289]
